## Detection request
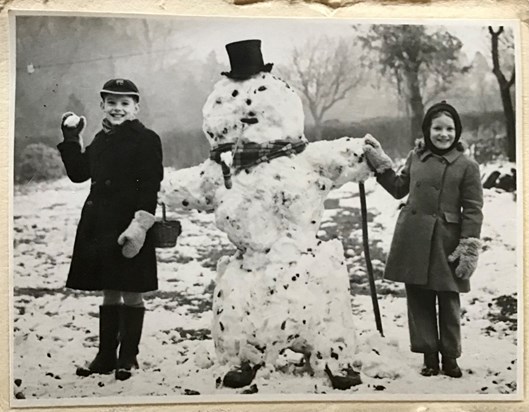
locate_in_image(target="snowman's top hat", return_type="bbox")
[221,39,274,81]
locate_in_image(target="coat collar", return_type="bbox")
[89,119,143,158]
[415,139,463,164]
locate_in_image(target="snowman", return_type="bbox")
[162,40,373,389]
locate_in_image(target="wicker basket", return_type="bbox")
[151,202,181,248]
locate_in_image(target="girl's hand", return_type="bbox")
[363,134,393,174]
[448,238,482,280]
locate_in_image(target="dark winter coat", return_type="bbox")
[57,119,163,292]
[377,144,483,293]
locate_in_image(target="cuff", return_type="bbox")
[134,210,155,230]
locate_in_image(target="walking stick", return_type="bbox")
[358,182,384,337]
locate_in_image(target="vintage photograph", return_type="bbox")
[10,12,522,406]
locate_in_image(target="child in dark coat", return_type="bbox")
[58,79,163,381]
[363,101,484,378]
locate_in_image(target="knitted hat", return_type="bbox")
[100,78,140,102]
[221,39,273,81]
[421,101,462,155]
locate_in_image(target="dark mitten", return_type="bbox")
[448,238,481,280]
[61,112,86,143]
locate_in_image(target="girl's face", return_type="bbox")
[100,94,139,125]
[429,113,456,150]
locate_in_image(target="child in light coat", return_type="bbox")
[363,101,483,378]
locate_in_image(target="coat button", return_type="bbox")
[91,181,96,187]
[432,212,437,217]
[86,200,93,206]
[105,179,112,186]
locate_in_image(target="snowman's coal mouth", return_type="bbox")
[241,118,258,125]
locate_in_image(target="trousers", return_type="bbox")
[405,284,461,358]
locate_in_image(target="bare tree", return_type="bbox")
[488,26,516,161]
[358,25,463,145]
[282,36,365,140]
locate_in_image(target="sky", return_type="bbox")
[166,16,515,66]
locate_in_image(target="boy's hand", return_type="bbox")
[448,238,482,280]
[61,112,86,143]
[117,210,155,258]
[363,134,393,174]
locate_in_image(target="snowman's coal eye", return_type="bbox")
[248,111,256,117]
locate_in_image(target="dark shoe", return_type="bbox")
[420,353,440,377]
[442,357,462,378]
[222,362,263,388]
[324,364,362,390]
[115,306,145,381]
[76,305,121,377]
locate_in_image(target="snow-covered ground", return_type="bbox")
[10,167,521,406]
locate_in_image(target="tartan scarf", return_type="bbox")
[102,118,117,135]
[210,139,308,173]
[210,139,307,189]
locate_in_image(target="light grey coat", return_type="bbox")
[377,145,483,293]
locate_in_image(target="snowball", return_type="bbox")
[63,114,81,128]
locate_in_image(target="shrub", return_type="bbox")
[463,120,507,164]
[16,143,65,183]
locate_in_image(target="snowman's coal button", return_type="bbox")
[258,86,267,91]
[246,99,252,105]
[232,90,239,97]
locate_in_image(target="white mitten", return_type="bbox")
[448,238,482,280]
[117,210,155,258]
[363,134,393,174]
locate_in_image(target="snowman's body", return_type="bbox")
[163,72,372,378]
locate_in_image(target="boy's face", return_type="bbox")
[100,94,139,126]
[429,113,456,150]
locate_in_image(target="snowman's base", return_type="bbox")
[212,239,359,375]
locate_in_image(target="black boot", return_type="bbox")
[222,361,263,388]
[442,356,462,378]
[324,364,362,390]
[420,352,440,377]
[76,305,121,377]
[115,306,145,381]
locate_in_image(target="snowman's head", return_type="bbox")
[202,72,306,147]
